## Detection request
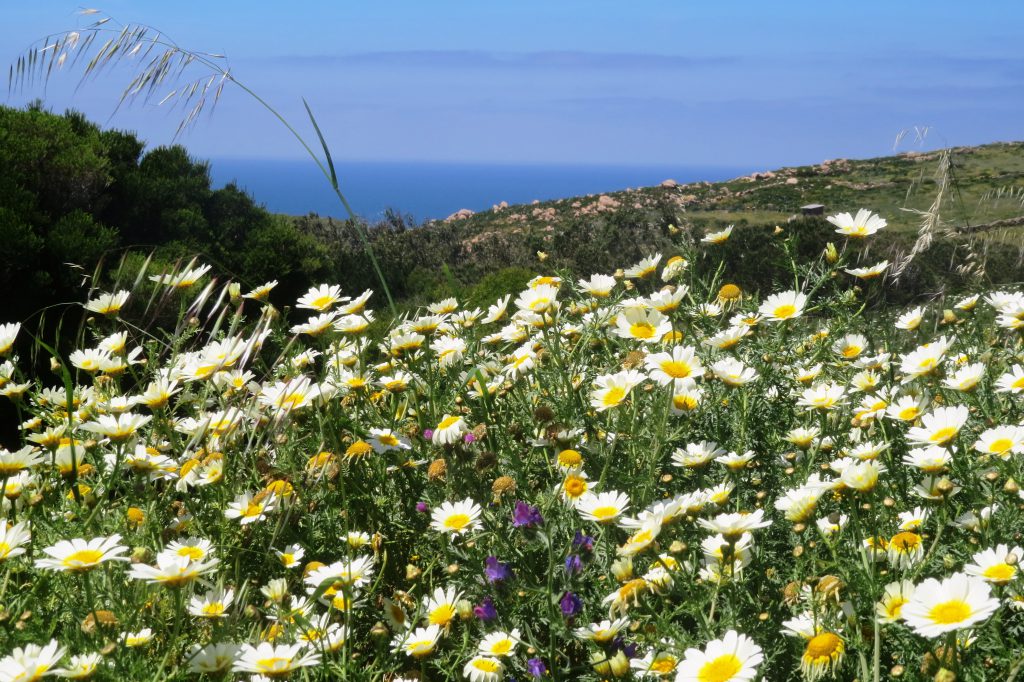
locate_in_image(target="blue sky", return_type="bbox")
[2,1,1023,167]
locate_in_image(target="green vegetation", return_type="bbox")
[0,103,333,324]
[3,216,1024,680]
[4,103,1024,327]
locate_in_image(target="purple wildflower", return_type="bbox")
[611,635,639,658]
[422,428,434,440]
[473,597,498,621]
[484,555,514,584]
[559,591,583,617]
[527,658,547,678]
[564,554,583,575]
[415,501,429,513]
[512,500,543,528]
[573,530,594,553]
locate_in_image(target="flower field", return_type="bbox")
[1,211,1024,681]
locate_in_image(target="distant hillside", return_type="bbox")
[424,141,1024,235]
[293,141,1024,306]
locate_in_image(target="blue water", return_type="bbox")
[209,159,751,222]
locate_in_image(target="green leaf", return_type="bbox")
[302,97,338,191]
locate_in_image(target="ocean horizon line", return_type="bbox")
[208,158,756,221]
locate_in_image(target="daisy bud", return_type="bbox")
[824,242,839,264]
[50,357,61,371]
[1006,552,1019,566]
[608,650,630,677]
[405,564,421,581]
[456,599,474,620]
[610,558,634,582]
[1005,478,1019,494]
[228,282,241,300]
[590,652,612,678]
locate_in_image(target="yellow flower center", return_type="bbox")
[928,599,972,625]
[243,502,265,518]
[885,597,908,619]
[897,407,920,420]
[660,360,693,379]
[773,304,797,319]
[177,546,204,560]
[718,284,741,300]
[473,658,502,673]
[629,322,656,339]
[602,387,627,407]
[651,655,678,673]
[310,295,334,310]
[278,393,307,410]
[201,603,226,616]
[673,394,698,411]
[256,657,291,674]
[989,438,1013,455]
[890,532,922,551]
[930,426,959,444]
[591,506,619,521]
[558,450,582,467]
[626,530,654,548]
[62,549,104,569]
[982,564,1016,582]
[437,415,461,430]
[563,477,587,498]
[443,513,471,530]
[407,639,435,657]
[842,345,862,358]
[804,632,844,662]
[0,542,10,558]
[346,441,374,458]
[697,654,742,682]
[429,604,456,626]
[491,640,512,655]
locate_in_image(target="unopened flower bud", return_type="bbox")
[610,557,634,582]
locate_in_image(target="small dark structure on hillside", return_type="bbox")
[800,203,826,216]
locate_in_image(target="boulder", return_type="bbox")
[445,208,475,222]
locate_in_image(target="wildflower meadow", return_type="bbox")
[1,210,1024,682]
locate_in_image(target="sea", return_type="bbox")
[209,159,752,223]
